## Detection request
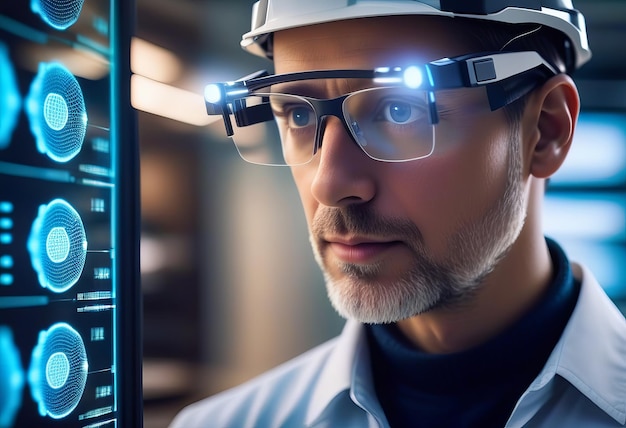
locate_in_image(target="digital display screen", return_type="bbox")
[0,1,139,426]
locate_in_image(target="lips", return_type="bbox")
[326,238,400,264]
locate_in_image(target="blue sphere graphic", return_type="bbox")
[26,62,87,163]
[28,323,88,419]
[31,0,85,30]
[28,199,88,293]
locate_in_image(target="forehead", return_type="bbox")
[273,15,473,73]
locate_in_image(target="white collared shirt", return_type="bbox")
[170,263,626,427]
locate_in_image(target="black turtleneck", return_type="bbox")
[366,238,581,428]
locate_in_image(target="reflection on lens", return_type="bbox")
[0,326,24,428]
[270,94,317,166]
[229,93,279,165]
[343,87,434,162]
[0,43,21,150]
[228,88,435,166]
[28,323,88,419]
[31,0,85,30]
[27,199,88,293]
[25,62,87,163]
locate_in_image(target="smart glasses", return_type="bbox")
[204,51,556,166]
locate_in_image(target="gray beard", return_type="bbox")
[310,131,526,324]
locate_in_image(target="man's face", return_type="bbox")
[273,16,529,323]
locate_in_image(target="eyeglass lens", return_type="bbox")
[229,87,435,166]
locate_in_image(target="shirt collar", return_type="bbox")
[306,319,385,426]
[522,262,626,424]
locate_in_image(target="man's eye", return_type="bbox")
[380,101,421,124]
[288,107,314,128]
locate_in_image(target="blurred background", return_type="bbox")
[134,1,626,426]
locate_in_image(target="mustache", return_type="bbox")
[311,204,424,243]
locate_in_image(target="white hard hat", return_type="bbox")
[241,0,591,70]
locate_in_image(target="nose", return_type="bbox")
[310,116,376,208]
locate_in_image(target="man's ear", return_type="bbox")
[524,74,580,179]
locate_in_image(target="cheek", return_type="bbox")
[394,122,512,250]
[433,113,512,206]
[422,151,506,213]
[290,167,318,225]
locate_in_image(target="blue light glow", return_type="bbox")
[91,327,105,341]
[204,84,222,104]
[95,385,112,398]
[92,16,108,36]
[0,43,21,150]
[27,199,88,293]
[425,65,435,87]
[544,191,626,296]
[28,322,88,419]
[0,218,12,229]
[0,296,49,309]
[30,0,85,30]
[373,67,404,85]
[554,239,626,299]
[0,202,13,213]
[544,195,626,240]
[0,233,12,244]
[26,62,87,163]
[0,326,24,428]
[91,137,110,153]
[551,113,626,187]
[0,274,13,286]
[0,255,13,268]
[403,66,423,89]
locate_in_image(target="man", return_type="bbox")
[171,1,626,426]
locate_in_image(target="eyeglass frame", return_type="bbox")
[204,51,557,163]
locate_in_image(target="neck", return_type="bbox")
[397,179,553,354]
